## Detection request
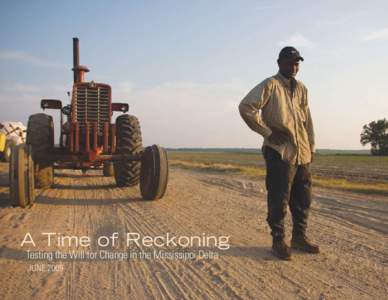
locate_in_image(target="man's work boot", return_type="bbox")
[272,238,292,260]
[291,235,320,254]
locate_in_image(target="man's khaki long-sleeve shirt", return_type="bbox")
[239,72,315,165]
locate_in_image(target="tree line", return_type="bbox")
[360,118,388,156]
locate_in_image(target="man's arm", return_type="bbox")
[304,88,315,153]
[238,80,272,138]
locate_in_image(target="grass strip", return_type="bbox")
[170,160,388,196]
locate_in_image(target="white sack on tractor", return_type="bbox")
[0,121,27,162]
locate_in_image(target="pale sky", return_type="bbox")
[1,0,387,149]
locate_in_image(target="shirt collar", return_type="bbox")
[276,72,296,89]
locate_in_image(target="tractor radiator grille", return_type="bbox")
[73,85,110,135]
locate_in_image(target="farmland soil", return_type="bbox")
[0,162,387,299]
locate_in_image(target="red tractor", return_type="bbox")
[9,37,168,207]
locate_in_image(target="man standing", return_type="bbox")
[239,47,319,260]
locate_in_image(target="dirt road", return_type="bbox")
[0,162,387,299]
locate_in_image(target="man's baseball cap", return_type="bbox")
[278,46,304,62]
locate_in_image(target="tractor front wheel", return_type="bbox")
[9,144,35,208]
[140,145,168,200]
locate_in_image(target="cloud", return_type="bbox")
[278,33,315,49]
[112,81,136,95]
[113,80,249,147]
[0,82,69,131]
[363,28,388,41]
[255,3,281,11]
[0,50,65,68]
[315,10,367,28]
[8,84,42,93]
[0,83,67,95]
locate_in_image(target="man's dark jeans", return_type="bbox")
[263,146,312,240]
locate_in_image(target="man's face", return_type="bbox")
[278,59,300,78]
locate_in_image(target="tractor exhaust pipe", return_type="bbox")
[72,37,89,83]
[73,37,80,83]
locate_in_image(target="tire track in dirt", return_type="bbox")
[156,172,306,299]
[144,175,271,297]
[53,173,133,300]
[144,170,307,299]
[116,202,247,299]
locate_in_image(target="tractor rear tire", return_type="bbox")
[103,162,114,177]
[9,144,35,208]
[114,114,143,187]
[140,145,168,200]
[27,113,54,189]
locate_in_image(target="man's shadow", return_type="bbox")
[224,246,276,261]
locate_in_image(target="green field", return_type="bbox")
[168,150,388,195]
[168,150,388,169]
